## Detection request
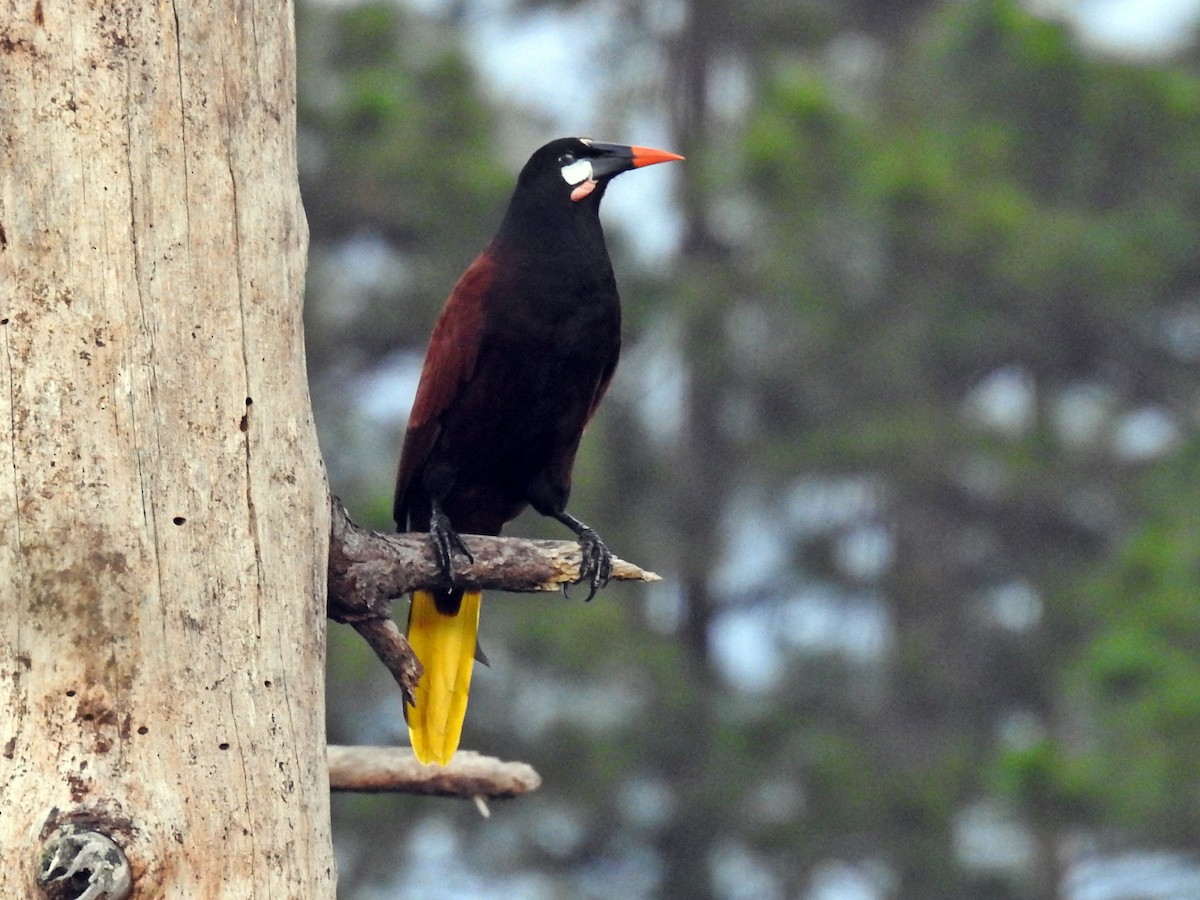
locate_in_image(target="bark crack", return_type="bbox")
[122,2,167,633]
[1,326,26,762]
[170,0,190,246]
[218,33,265,613]
[3,330,19,550]
[226,689,258,872]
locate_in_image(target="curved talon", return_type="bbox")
[430,506,473,582]
[576,527,613,602]
[551,512,613,601]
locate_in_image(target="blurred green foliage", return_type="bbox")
[299,0,510,370]
[302,0,1200,897]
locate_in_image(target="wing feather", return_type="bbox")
[393,252,496,528]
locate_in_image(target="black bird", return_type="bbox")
[393,137,683,764]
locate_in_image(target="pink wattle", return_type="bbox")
[570,179,597,202]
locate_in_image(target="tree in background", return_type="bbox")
[730,3,1200,894]
[303,1,1200,897]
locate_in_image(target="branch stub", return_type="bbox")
[37,825,132,900]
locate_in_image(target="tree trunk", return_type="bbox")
[0,1,334,896]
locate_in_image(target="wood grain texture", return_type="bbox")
[328,746,541,799]
[0,1,334,895]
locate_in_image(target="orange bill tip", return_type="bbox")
[629,146,686,168]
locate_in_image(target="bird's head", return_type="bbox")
[516,137,684,206]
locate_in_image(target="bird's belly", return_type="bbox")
[449,351,598,461]
[433,334,612,515]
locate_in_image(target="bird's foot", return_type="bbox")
[575,526,613,602]
[553,511,613,601]
[429,506,473,583]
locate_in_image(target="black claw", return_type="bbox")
[552,512,613,601]
[576,526,612,602]
[429,505,472,583]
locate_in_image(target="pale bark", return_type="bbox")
[327,746,541,800]
[0,1,334,896]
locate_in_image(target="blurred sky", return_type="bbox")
[340,0,1200,700]
[402,0,1200,262]
[321,1,1200,896]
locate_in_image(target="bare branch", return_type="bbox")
[327,746,541,800]
[325,496,660,771]
[327,496,660,619]
[347,616,423,702]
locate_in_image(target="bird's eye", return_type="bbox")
[558,153,576,166]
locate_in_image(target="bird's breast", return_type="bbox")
[487,260,619,347]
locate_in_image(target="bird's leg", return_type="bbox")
[553,511,613,601]
[429,498,473,583]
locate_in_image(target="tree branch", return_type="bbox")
[325,493,660,704]
[327,496,659,610]
[327,746,541,802]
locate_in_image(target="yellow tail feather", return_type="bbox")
[406,589,482,766]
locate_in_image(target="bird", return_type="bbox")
[393,137,683,765]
